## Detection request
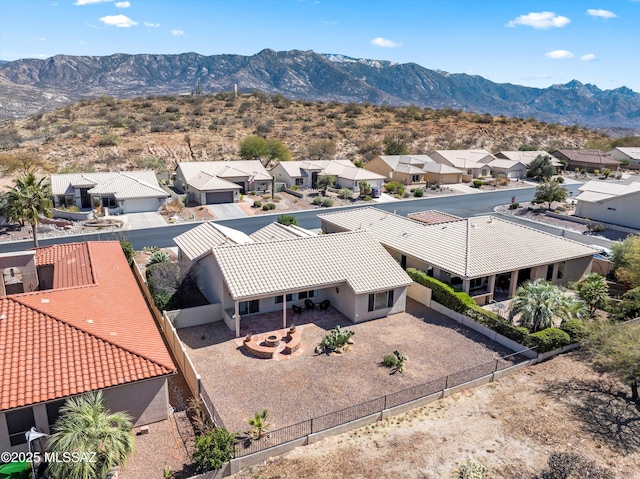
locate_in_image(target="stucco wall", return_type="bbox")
[576,194,640,230]
[102,376,170,427]
[0,251,38,296]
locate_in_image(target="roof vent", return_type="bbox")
[41,298,50,304]
[0,314,6,320]
[402,232,409,236]
[85,318,94,324]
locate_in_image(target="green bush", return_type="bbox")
[556,176,565,183]
[98,134,118,146]
[193,428,236,473]
[320,326,354,353]
[262,203,276,211]
[277,214,298,226]
[509,202,520,210]
[148,251,170,265]
[312,196,323,206]
[560,319,587,341]
[530,328,571,353]
[458,458,487,479]
[146,261,181,311]
[339,188,353,199]
[413,188,424,197]
[384,181,405,196]
[291,184,299,191]
[382,355,397,368]
[472,179,483,188]
[322,197,334,207]
[253,200,262,208]
[120,241,135,266]
[363,195,372,201]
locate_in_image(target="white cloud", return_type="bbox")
[586,9,617,19]
[581,53,596,61]
[75,0,112,5]
[144,21,160,27]
[115,1,131,8]
[545,50,574,59]
[171,29,185,36]
[507,11,570,29]
[371,37,401,48]
[99,15,138,28]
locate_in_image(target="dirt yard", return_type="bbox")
[231,352,640,479]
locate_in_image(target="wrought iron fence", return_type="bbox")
[231,348,535,457]
[200,387,226,430]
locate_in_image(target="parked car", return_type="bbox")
[371,187,381,198]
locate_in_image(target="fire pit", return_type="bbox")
[264,334,280,347]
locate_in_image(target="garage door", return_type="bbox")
[206,191,234,204]
[122,198,162,214]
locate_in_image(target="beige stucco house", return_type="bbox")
[270,159,386,191]
[365,155,463,185]
[608,147,640,170]
[426,150,494,178]
[575,179,640,230]
[319,207,598,305]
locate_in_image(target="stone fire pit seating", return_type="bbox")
[244,327,302,359]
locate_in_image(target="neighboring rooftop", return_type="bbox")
[177,160,272,183]
[50,171,168,199]
[408,210,463,225]
[495,151,563,167]
[0,242,175,412]
[575,179,640,203]
[212,231,412,300]
[319,207,599,279]
[174,221,252,262]
[552,149,620,167]
[249,222,316,242]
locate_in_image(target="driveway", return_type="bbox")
[207,203,248,219]
[372,193,398,203]
[123,212,167,230]
[447,183,482,194]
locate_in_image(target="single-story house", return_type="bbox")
[0,242,176,452]
[182,230,411,336]
[485,159,527,179]
[50,171,169,214]
[319,207,598,305]
[270,159,386,192]
[551,149,620,173]
[364,155,463,185]
[575,179,640,230]
[426,150,494,178]
[408,210,462,225]
[421,162,464,184]
[607,147,640,170]
[495,151,563,169]
[174,160,272,204]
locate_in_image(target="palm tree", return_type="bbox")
[47,391,135,479]
[7,172,52,248]
[247,409,270,439]
[574,273,609,316]
[509,279,584,332]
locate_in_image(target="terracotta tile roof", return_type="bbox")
[0,241,175,412]
[35,243,84,267]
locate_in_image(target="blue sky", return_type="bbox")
[1,0,639,92]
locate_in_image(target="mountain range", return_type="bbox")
[0,49,638,128]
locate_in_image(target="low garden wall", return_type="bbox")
[51,208,92,221]
[166,304,223,329]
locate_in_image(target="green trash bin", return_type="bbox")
[0,460,31,479]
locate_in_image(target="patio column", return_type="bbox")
[509,270,519,298]
[488,274,496,298]
[282,295,287,329]
[462,280,470,294]
[234,301,240,338]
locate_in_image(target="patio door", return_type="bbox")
[239,300,259,315]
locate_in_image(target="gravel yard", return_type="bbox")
[178,299,518,435]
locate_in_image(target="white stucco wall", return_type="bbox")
[576,194,640,230]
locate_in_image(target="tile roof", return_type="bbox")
[377,155,435,169]
[552,149,621,167]
[609,147,640,160]
[272,160,385,182]
[177,161,272,186]
[429,150,495,169]
[212,231,412,300]
[408,210,463,225]
[0,242,175,412]
[51,171,168,199]
[421,163,464,174]
[319,207,599,279]
[576,179,640,203]
[174,222,252,261]
[495,151,562,167]
[188,172,243,192]
[249,222,316,242]
[486,159,527,170]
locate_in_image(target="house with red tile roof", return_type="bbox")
[0,242,176,452]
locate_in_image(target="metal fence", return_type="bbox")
[231,349,534,457]
[200,387,226,430]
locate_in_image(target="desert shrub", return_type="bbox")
[530,328,571,353]
[537,451,615,479]
[560,319,587,341]
[363,195,372,201]
[165,105,179,113]
[413,188,424,197]
[555,176,565,183]
[458,458,487,479]
[509,202,520,210]
[312,196,323,206]
[339,188,353,199]
[253,200,262,208]
[193,428,236,473]
[290,184,299,191]
[321,197,334,207]
[496,175,509,186]
[262,203,276,211]
[607,287,640,322]
[98,134,118,146]
[602,168,611,177]
[384,181,405,196]
[587,222,606,233]
[319,326,354,353]
[146,261,182,311]
[120,241,135,266]
[472,179,483,188]
[277,214,298,226]
[382,355,397,368]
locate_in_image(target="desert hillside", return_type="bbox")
[0,92,612,174]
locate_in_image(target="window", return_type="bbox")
[546,264,554,281]
[46,400,66,428]
[368,290,394,312]
[298,291,308,300]
[239,300,259,315]
[275,294,294,304]
[412,175,421,182]
[6,407,35,446]
[469,277,485,291]
[101,196,117,208]
[295,178,304,186]
[557,262,566,280]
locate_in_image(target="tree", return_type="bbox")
[306,140,336,161]
[316,175,336,193]
[526,154,556,180]
[534,180,567,209]
[192,428,236,472]
[46,391,134,479]
[238,136,291,167]
[383,135,409,156]
[574,273,609,316]
[359,181,372,197]
[608,287,640,322]
[611,234,640,288]
[509,279,584,332]
[277,214,298,226]
[247,409,270,439]
[584,320,640,403]
[6,172,52,248]
[0,152,51,176]
[120,241,135,266]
